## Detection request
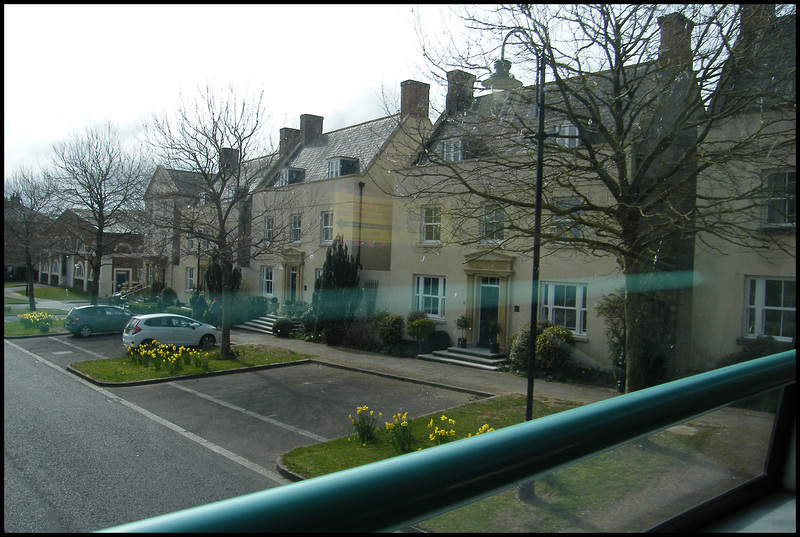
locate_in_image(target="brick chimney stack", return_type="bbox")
[400,80,430,119]
[658,13,694,69]
[738,4,776,60]
[445,70,476,116]
[300,114,323,145]
[219,147,239,173]
[279,127,300,156]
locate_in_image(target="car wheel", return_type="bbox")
[139,339,155,349]
[78,325,92,338]
[199,334,216,348]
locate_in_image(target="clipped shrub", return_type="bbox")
[377,314,405,347]
[323,321,346,346]
[129,302,158,315]
[429,330,451,351]
[406,310,427,324]
[166,306,193,316]
[149,280,164,298]
[341,317,382,350]
[716,336,792,369]
[407,318,436,351]
[160,287,178,307]
[289,300,311,319]
[509,319,552,372]
[536,325,577,378]
[248,295,270,319]
[272,317,295,338]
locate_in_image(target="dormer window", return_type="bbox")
[277,167,305,186]
[441,139,463,162]
[327,158,359,178]
[556,125,580,148]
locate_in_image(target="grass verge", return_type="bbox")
[282,395,577,477]
[69,344,316,383]
[282,393,726,532]
[3,318,69,336]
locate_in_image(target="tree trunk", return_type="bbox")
[219,251,233,359]
[90,259,102,306]
[25,254,36,312]
[622,255,650,393]
[623,287,649,392]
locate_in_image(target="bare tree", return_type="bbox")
[4,167,59,310]
[142,85,309,358]
[47,121,152,305]
[399,5,795,391]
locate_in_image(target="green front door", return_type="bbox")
[478,277,499,347]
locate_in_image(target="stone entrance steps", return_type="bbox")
[418,346,507,371]
[233,314,301,336]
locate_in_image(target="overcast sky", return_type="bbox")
[4,4,458,179]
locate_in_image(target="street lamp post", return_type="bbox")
[482,30,549,423]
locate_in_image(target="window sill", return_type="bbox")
[759,224,796,234]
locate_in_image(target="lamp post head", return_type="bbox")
[481,59,524,91]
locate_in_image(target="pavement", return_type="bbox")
[4,283,618,405]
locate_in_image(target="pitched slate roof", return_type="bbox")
[281,115,401,182]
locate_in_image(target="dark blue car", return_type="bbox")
[65,305,132,338]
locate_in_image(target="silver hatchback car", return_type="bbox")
[122,313,220,349]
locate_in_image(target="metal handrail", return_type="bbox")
[99,350,795,533]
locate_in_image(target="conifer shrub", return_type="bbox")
[272,317,295,338]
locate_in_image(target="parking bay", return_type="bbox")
[104,362,483,481]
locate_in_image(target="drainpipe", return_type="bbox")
[357,182,365,269]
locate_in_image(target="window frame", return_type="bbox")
[290,214,302,243]
[763,169,796,228]
[413,275,446,319]
[421,206,441,243]
[553,198,583,239]
[278,167,304,186]
[260,266,274,296]
[321,211,334,243]
[327,158,358,179]
[557,124,580,148]
[744,276,795,342]
[441,139,464,162]
[481,203,505,242]
[185,267,195,292]
[540,281,588,336]
[264,217,274,243]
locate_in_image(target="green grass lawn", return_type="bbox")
[4,317,69,336]
[18,286,93,301]
[281,393,724,533]
[69,344,316,383]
